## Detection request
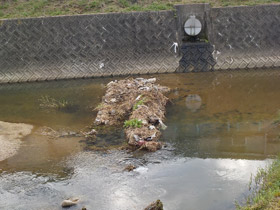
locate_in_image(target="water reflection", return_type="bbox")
[0,150,271,210]
[185,94,202,112]
[164,120,280,159]
[161,70,280,159]
[0,69,279,171]
[0,69,280,209]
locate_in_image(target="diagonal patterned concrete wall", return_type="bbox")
[208,4,280,70]
[0,11,179,83]
[0,4,280,83]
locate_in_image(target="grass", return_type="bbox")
[133,97,146,111]
[273,110,280,125]
[38,95,72,110]
[0,0,280,19]
[95,102,104,110]
[124,119,142,128]
[236,156,280,210]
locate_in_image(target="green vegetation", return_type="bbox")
[124,119,142,128]
[95,102,104,110]
[38,95,72,110]
[133,97,145,111]
[0,0,280,19]
[200,38,209,43]
[273,110,280,124]
[236,156,280,210]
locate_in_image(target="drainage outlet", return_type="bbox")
[184,15,202,36]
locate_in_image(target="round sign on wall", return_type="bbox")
[184,15,202,36]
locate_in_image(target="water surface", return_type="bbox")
[0,69,280,209]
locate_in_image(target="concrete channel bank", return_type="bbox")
[0,3,280,83]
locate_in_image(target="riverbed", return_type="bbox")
[0,69,279,209]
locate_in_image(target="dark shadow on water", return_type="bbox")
[80,128,126,151]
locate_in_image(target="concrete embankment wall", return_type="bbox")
[0,4,280,83]
[0,11,179,83]
[209,5,280,70]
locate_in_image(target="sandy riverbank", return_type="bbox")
[0,121,33,161]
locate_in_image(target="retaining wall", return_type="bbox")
[0,4,280,83]
[209,4,280,70]
[0,11,179,83]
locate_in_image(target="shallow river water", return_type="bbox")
[0,69,280,210]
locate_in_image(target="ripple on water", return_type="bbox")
[0,149,271,210]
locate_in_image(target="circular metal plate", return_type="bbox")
[184,15,202,36]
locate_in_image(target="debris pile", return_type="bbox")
[124,164,136,172]
[36,126,83,138]
[144,199,163,210]
[94,78,169,152]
